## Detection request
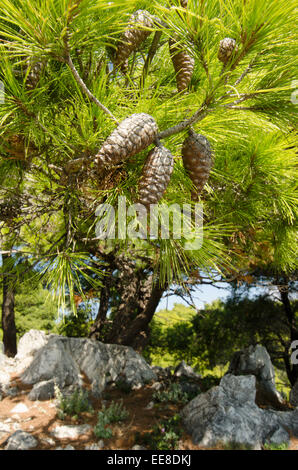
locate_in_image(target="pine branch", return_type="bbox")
[157,105,210,139]
[62,3,119,125]
[234,56,258,87]
[65,53,119,125]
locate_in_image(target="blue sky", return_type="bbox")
[157,282,230,311]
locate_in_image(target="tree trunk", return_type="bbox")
[88,252,165,351]
[116,278,164,351]
[89,273,112,340]
[1,254,17,357]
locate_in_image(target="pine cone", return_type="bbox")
[96,113,159,169]
[25,59,46,89]
[169,39,194,92]
[114,10,153,71]
[218,38,238,64]
[138,145,174,207]
[182,130,212,199]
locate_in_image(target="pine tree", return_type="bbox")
[0,0,297,350]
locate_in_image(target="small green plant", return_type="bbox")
[263,442,289,450]
[152,383,189,405]
[138,415,183,450]
[222,441,254,450]
[93,400,130,440]
[93,420,114,440]
[101,400,130,423]
[54,384,93,420]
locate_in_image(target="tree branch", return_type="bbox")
[157,105,210,139]
[65,53,119,125]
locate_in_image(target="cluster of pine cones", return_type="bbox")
[96,112,213,206]
[96,4,240,205]
[22,4,238,206]
[113,4,194,93]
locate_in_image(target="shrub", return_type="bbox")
[139,415,183,450]
[152,383,190,405]
[93,421,114,440]
[263,442,289,450]
[57,305,93,338]
[101,400,130,423]
[54,384,93,420]
[93,400,129,440]
[200,374,221,392]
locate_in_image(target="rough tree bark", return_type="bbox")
[89,252,165,351]
[1,253,17,357]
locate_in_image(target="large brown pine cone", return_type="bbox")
[114,10,154,71]
[138,145,174,207]
[96,113,159,169]
[218,38,238,64]
[169,39,194,92]
[182,129,212,199]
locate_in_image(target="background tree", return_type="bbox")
[0,257,58,348]
[145,290,297,387]
[0,0,297,352]
[11,281,58,338]
[1,253,17,356]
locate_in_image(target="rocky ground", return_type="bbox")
[1,373,297,451]
[0,372,199,451]
[1,330,298,451]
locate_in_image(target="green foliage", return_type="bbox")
[222,441,254,451]
[100,400,130,423]
[152,383,191,405]
[0,281,58,341]
[0,0,296,315]
[57,304,93,338]
[146,295,297,376]
[0,0,297,364]
[93,421,114,440]
[54,385,93,420]
[138,414,183,450]
[40,251,103,315]
[144,304,197,367]
[263,442,289,451]
[93,400,129,439]
[199,374,221,392]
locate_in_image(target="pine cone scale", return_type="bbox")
[218,38,238,64]
[169,39,194,92]
[138,146,174,207]
[96,113,158,169]
[182,130,213,199]
[114,10,153,70]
